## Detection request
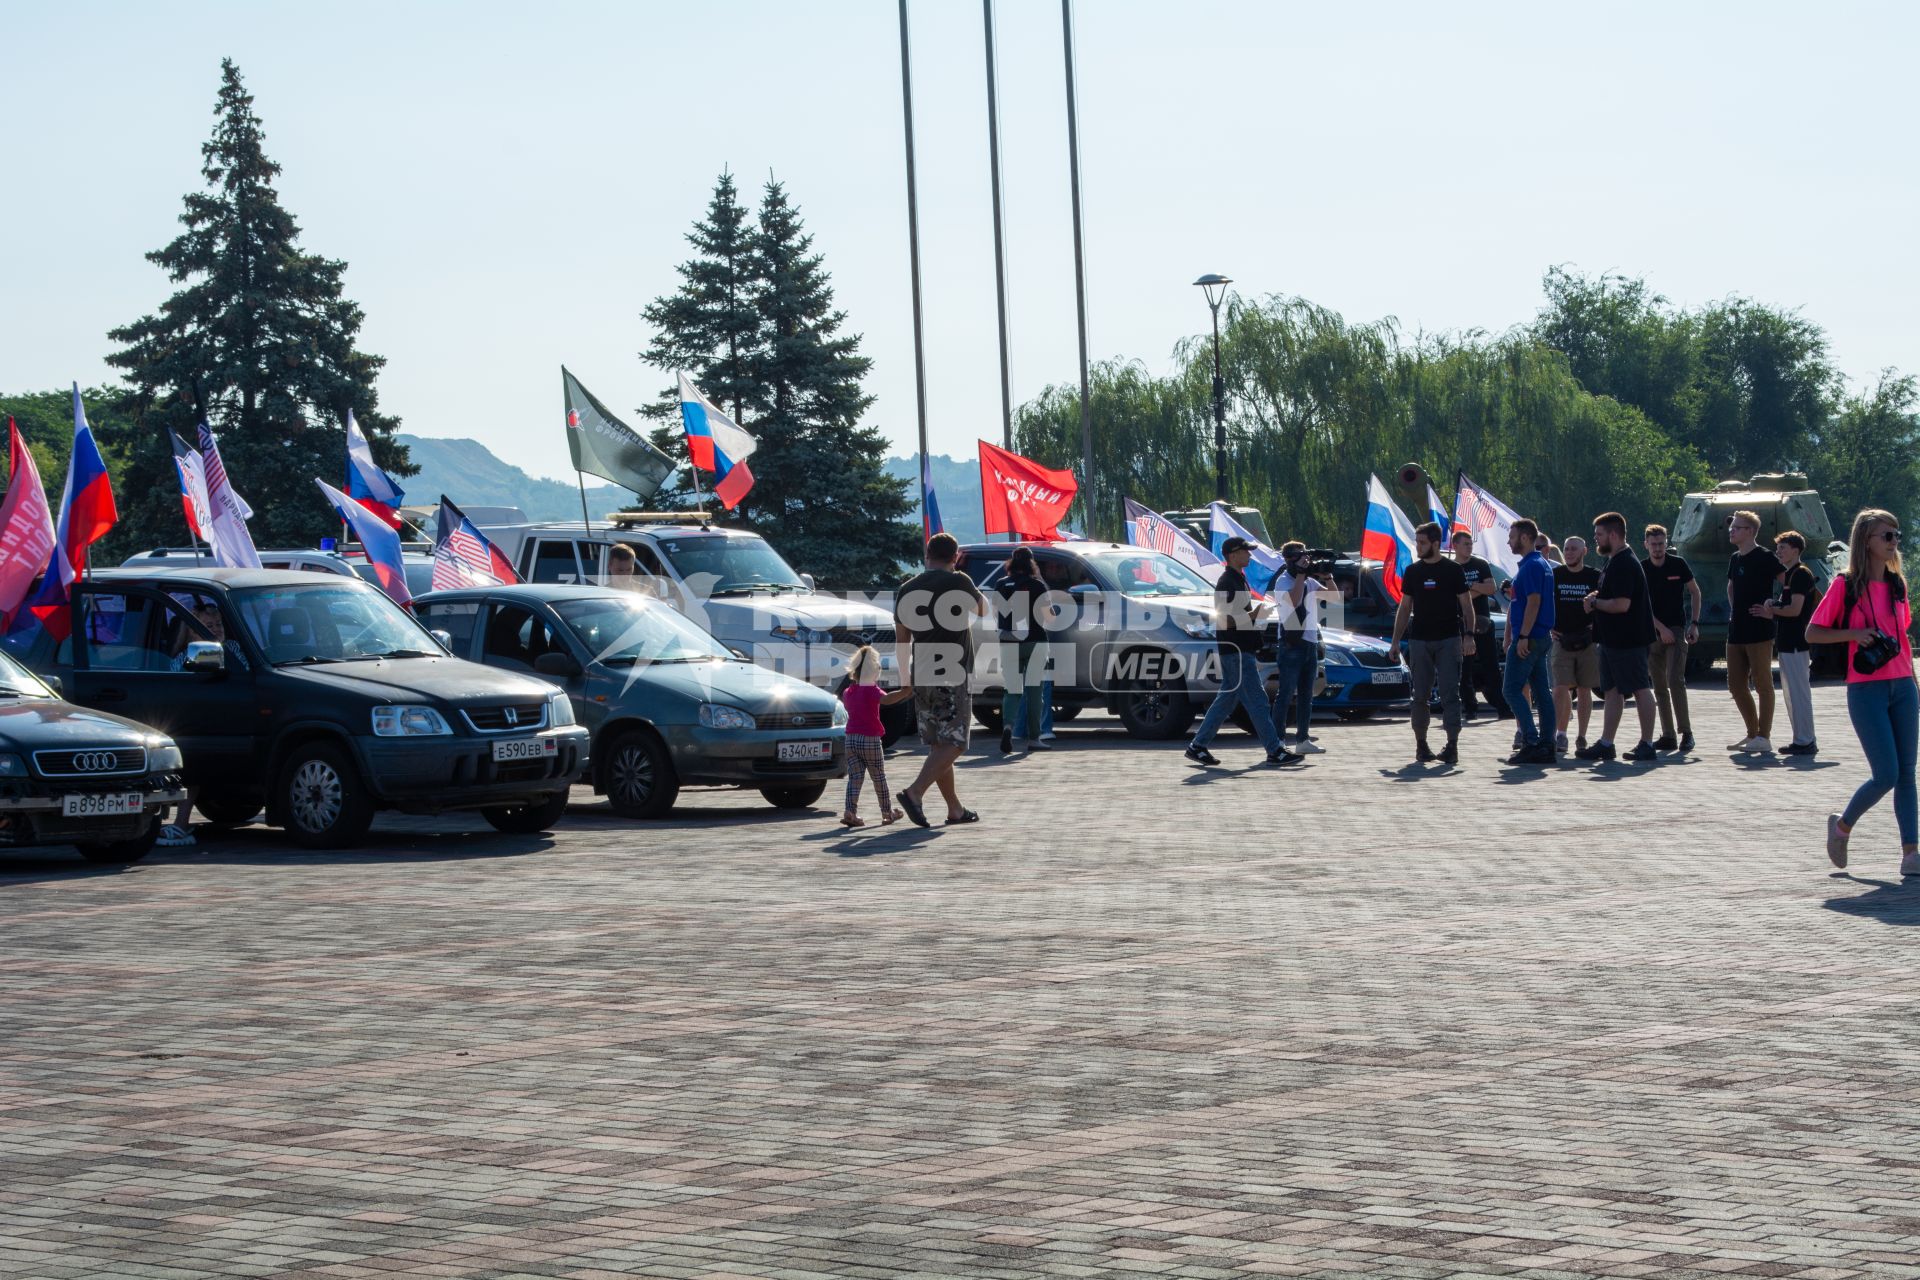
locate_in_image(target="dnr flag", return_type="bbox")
[562,366,674,501]
[677,372,757,509]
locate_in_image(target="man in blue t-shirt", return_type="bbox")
[1503,518,1558,765]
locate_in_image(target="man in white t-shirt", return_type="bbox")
[1270,542,1334,751]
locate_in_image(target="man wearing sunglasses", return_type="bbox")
[1725,510,1785,755]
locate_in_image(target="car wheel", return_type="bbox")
[973,703,1004,733]
[278,742,375,849]
[195,790,263,827]
[1116,671,1193,740]
[760,782,827,810]
[602,729,678,818]
[482,789,571,834]
[77,819,159,864]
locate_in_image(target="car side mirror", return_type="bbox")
[800,573,816,591]
[429,629,455,652]
[184,641,226,674]
[41,675,61,698]
[533,652,583,679]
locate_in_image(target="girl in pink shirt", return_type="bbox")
[1807,509,1917,873]
[838,646,908,828]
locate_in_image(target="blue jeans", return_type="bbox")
[1503,639,1554,746]
[1844,677,1919,844]
[1269,638,1316,741]
[1192,648,1283,754]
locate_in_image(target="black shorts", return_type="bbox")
[1598,645,1652,697]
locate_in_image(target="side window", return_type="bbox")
[78,594,160,670]
[578,542,607,581]
[530,540,581,584]
[1036,557,1095,591]
[418,600,480,655]
[480,605,560,671]
[149,591,235,673]
[629,543,667,576]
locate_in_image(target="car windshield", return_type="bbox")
[655,535,806,595]
[231,582,438,665]
[553,595,732,665]
[1090,551,1216,597]
[0,649,53,699]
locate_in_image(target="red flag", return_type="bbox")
[0,420,56,627]
[978,440,1078,541]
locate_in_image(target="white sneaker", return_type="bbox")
[1554,732,1568,755]
[1728,735,1756,751]
[1827,814,1849,869]
[1293,739,1325,754]
[1743,737,1774,755]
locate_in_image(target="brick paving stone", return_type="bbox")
[5,682,1920,1278]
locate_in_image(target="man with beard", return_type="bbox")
[1390,522,1477,765]
[1577,512,1659,763]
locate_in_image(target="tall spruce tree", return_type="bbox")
[105,59,408,556]
[638,176,913,586]
[639,172,760,508]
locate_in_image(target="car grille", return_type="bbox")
[823,625,894,648]
[1352,648,1400,669]
[33,748,148,777]
[754,710,835,731]
[461,703,549,734]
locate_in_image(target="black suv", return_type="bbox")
[5,570,590,848]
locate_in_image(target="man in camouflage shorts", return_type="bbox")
[892,533,986,827]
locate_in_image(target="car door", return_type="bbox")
[1035,553,1103,692]
[474,600,605,739]
[68,585,259,784]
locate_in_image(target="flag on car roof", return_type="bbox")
[169,431,214,544]
[1207,502,1281,597]
[346,410,406,530]
[1363,474,1419,603]
[677,372,757,510]
[0,418,56,630]
[432,495,518,590]
[198,419,262,569]
[921,456,943,541]
[563,366,675,501]
[316,478,412,607]
[1124,497,1221,583]
[16,386,118,641]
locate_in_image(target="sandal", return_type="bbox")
[895,790,929,828]
[880,810,902,825]
[945,809,980,825]
[839,813,866,828]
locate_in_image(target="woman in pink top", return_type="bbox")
[1807,509,1917,873]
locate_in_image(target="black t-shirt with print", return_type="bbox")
[1456,555,1496,627]
[1212,564,1262,654]
[1595,548,1656,649]
[1403,557,1470,641]
[1641,554,1695,630]
[1727,546,1785,645]
[1552,564,1603,642]
[1775,563,1816,654]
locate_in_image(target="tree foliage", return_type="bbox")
[0,388,138,515]
[1812,373,1920,534]
[638,175,914,588]
[102,58,406,558]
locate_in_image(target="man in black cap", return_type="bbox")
[1185,536,1301,769]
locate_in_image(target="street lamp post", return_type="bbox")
[1195,274,1232,501]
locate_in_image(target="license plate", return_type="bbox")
[1371,670,1406,684]
[492,737,557,762]
[62,792,145,817]
[777,740,833,763]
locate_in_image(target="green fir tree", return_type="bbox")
[104,58,408,557]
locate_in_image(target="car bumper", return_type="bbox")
[661,724,846,785]
[356,727,591,812]
[0,778,187,847]
[1321,667,1413,708]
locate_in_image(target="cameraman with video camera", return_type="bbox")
[1271,542,1341,753]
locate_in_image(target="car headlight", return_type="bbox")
[770,624,802,639]
[699,703,756,730]
[146,743,184,771]
[548,692,576,727]
[371,705,452,737]
[0,752,24,778]
[1181,620,1216,638]
[1323,648,1358,667]
[832,701,849,727]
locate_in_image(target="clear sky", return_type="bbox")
[5,1,1916,483]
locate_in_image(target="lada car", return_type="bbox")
[5,570,589,848]
[417,584,845,818]
[0,647,186,863]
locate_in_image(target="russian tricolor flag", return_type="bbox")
[677,372,756,510]
[346,410,406,530]
[1362,474,1419,603]
[316,478,412,607]
[16,385,118,641]
[921,456,943,540]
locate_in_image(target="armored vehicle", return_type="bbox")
[1671,473,1836,678]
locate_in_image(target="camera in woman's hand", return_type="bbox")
[1854,628,1900,676]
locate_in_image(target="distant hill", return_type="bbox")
[397,435,629,522]
[884,453,984,543]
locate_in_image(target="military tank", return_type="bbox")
[1671,473,1837,679]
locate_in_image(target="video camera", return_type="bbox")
[1284,546,1341,578]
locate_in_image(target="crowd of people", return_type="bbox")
[872,511,1918,875]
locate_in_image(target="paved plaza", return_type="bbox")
[3,680,1918,1280]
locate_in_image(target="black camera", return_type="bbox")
[1854,628,1901,676]
[1285,547,1340,576]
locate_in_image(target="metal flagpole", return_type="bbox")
[984,0,1013,454]
[898,0,932,536]
[1061,0,1095,535]
[576,471,591,534]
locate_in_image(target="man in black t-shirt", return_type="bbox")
[1550,537,1603,754]
[1756,529,1819,754]
[1576,512,1657,762]
[1724,511,1785,753]
[1391,522,1476,764]
[1640,523,1701,752]
[893,532,986,826]
[1451,530,1506,719]
[1185,538,1300,769]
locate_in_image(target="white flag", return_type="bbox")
[1451,473,1523,576]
